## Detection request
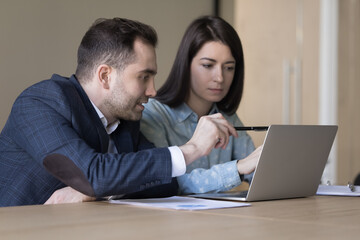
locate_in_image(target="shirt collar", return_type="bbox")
[90,101,120,135]
[173,102,219,123]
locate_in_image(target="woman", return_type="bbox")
[141,16,262,195]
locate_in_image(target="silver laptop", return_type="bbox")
[190,125,338,202]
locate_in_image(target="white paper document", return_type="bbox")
[316,185,360,196]
[109,196,251,210]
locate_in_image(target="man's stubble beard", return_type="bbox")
[105,90,143,121]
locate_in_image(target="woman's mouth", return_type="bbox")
[208,88,223,94]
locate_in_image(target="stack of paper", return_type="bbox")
[316,185,360,196]
[110,196,250,210]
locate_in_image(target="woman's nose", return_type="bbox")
[213,67,224,83]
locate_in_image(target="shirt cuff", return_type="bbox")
[168,146,186,177]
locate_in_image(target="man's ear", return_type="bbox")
[96,64,112,89]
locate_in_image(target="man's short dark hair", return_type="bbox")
[75,17,158,82]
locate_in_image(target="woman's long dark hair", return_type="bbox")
[155,15,244,115]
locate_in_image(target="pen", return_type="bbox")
[235,126,269,131]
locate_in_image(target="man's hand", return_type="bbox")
[179,113,238,165]
[44,186,95,205]
[237,145,263,175]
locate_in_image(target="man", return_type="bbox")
[0,18,237,206]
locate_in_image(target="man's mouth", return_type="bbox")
[136,100,148,111]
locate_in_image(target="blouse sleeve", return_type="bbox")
[177,160,241,194]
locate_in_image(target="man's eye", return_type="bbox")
[140,75,150,81]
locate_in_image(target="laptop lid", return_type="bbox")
[190,125,338,202]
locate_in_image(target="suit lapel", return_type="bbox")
[69,75,109,153]
[95,123,109,153]
[112,121,135,153]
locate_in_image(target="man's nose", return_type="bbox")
[145,79,157,97]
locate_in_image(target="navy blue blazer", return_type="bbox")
[0,74,177,206]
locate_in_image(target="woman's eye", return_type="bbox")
[225,66,235,71]
[202,64,212,68]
